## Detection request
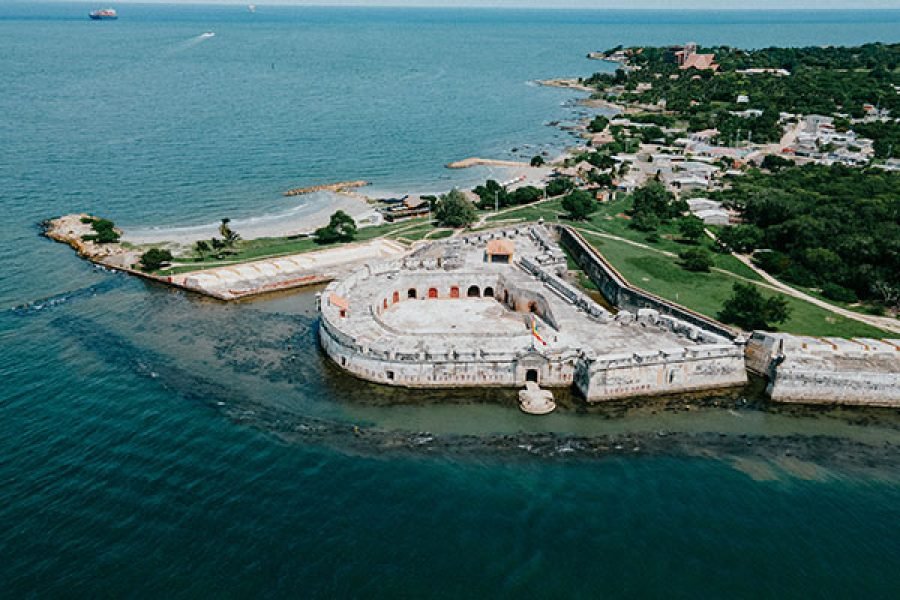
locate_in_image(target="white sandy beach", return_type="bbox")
[122,192,377,247]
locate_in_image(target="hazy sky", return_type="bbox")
[72,0,900,8]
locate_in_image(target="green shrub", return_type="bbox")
[821,283,858,303]
[139,248,173,272]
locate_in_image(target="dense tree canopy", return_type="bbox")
[628,180,688,232]
[585,43,900,142]
[716,164,900,305]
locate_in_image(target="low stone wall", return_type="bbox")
[747,332,900,407]
[556,225,738,341]
[769,369,900,407]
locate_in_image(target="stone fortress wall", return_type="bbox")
[319,224,748,401]
[556,225,738,340]
[747,332,900,407]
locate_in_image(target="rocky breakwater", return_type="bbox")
[43,214,143,271]
[282,180,369,197]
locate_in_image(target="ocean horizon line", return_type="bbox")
[22,1,900,12]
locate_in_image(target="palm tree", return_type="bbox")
[219,218,242,248]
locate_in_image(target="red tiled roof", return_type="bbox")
[486,239,515,256]
[680,53,718,71]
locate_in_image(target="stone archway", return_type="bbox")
[483,286,494,298]
[392,291,400,304]
[526,369,539,383]
[450,286,460,298]
[428,287,438,299]
[467,285,480,298]
[407,288,417,299]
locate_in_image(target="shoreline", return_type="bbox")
[42,214,410,301]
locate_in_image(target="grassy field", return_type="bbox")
[158,218,431,275]
[580,233,889,338]
[151,195,891,338]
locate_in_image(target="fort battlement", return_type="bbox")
[318,225,747,400]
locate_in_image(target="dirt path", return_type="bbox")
[731,254,900,334]
[574,227,900,335]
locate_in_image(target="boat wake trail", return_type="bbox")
[165,32,216,56]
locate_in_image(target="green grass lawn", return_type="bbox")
[158,219,426,275]
[580,233,889,338]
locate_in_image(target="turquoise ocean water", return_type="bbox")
[2,4,900,596]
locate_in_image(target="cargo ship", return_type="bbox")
[89,8,118,20]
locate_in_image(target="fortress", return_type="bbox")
[318,224,748,402]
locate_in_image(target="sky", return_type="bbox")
[53,0,900,8]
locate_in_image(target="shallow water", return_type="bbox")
[2,4,900,596]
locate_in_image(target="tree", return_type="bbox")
[761,154,795,172]
[473,179,508,210]
[718,282,791,331]
[677,216,705,243]
[139,248,173,272]
[545,177,575,197]
[530,155,545,167]
[678,247,714,272]
[434,189,476,228]
[82,218,120,244]
[630,180,685,221]
[630,211,660,232]
[588,115,610,133]
[717,224,763,253]
[561,189,596,221]
[315,210,358,244]
[194,240,211,260]
[219,218,242,248]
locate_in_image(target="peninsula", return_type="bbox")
[44,42,900,407]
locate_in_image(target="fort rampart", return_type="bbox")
[319,225,748,400]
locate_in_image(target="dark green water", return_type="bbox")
[2,4,899,596]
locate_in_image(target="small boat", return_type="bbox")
[248,4,257,12]
[200,32,215,38]
[89,8,117,20]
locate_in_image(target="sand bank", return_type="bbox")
[123,192,377,247]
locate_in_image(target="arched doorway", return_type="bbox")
[528,301,538,314]
[483,286,494,298]
[392,291,400,304]
[450,286,460,298]
[383,298,388,309]
[526,369,539,383]
[428,287,438,299]
[407,288,417,299]
[467,285,480,298]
